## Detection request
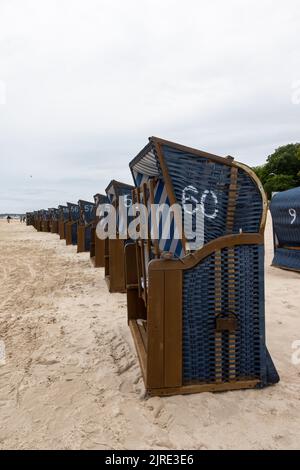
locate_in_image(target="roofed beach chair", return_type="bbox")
[105,180,134,293]
[26,212,34,226]
[125,136,279,396]
[65,203,80,246]
[32,211,38,230]
[77,200,96,253]
[35,210,43,231]
[90,193,109,267]
[41,210,51,232]
[270,187,300,272]
[42,209,50,232]
[58,205,69,239]
[49,208,59,234]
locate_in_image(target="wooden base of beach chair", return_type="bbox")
[125,239,262,397]
[78,225,93,253]
[90,227,96,261]
[125,243,147,321]
[65,223,72,245]
[42,221,50,232]
[65,222,77,246]
[51,221,59,234]
[95,234,103,267]
[77,225,86,253]
[59,221,65,239]
[129,320,258,396]
[105,238,126,293]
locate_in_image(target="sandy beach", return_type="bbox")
[0,215,299,450]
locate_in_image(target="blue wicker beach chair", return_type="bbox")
[42,210,51,232]
[48,208,58,234]
[125,136,279,396]
[105,180,134,293]
[26,212,34,226]
[38,209,48,232]
[77,200,96,253]
[270,187,300,272]
[32,211,38,230]
[65,203,80,246]
[34,210,43,231]
[58,205,69,239]
[90,193,109,267]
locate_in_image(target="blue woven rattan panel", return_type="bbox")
[163,145,230,245]
[182,244,266,384]
[272,248,300,271]
[163,146,263,242]
[71,223,78,245]
[233,170,262,234]
[80,202,95,224]
[270,187,300,247]
[70,206,80,222]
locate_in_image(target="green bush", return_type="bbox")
[253,143,300,198]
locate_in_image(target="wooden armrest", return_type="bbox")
[148,233,263,272]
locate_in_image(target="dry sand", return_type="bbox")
[0,215,299,450]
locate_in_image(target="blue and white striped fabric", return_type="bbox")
[105,182,134,238]
[132,173,184,258]
[153,178,184,258]
[132,146,160,187]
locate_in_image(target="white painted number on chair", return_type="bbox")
[182,187,219,219]
[289,208,296,225]
[200,190,219,220]
[182,186,200,215]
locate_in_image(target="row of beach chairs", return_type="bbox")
[26,136,281,397]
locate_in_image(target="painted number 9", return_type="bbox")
[289,208,297,225]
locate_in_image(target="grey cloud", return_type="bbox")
[0,0,300,212]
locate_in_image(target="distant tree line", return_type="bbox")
[253,143,300,199]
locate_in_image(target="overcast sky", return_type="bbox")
[0,0,300,212]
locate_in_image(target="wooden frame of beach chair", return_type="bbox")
[58,205,69,239]
[26,212,34,226]
[49,208,59,234]
[270,187,300,273]
[105,180,134,293]
[77,200,96,253]
[90,193,108,267]
[125,136,279,397]
[35,210,43,231]
[65,203,80,246]
[41,210,51,232]
[32,211,37,229]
